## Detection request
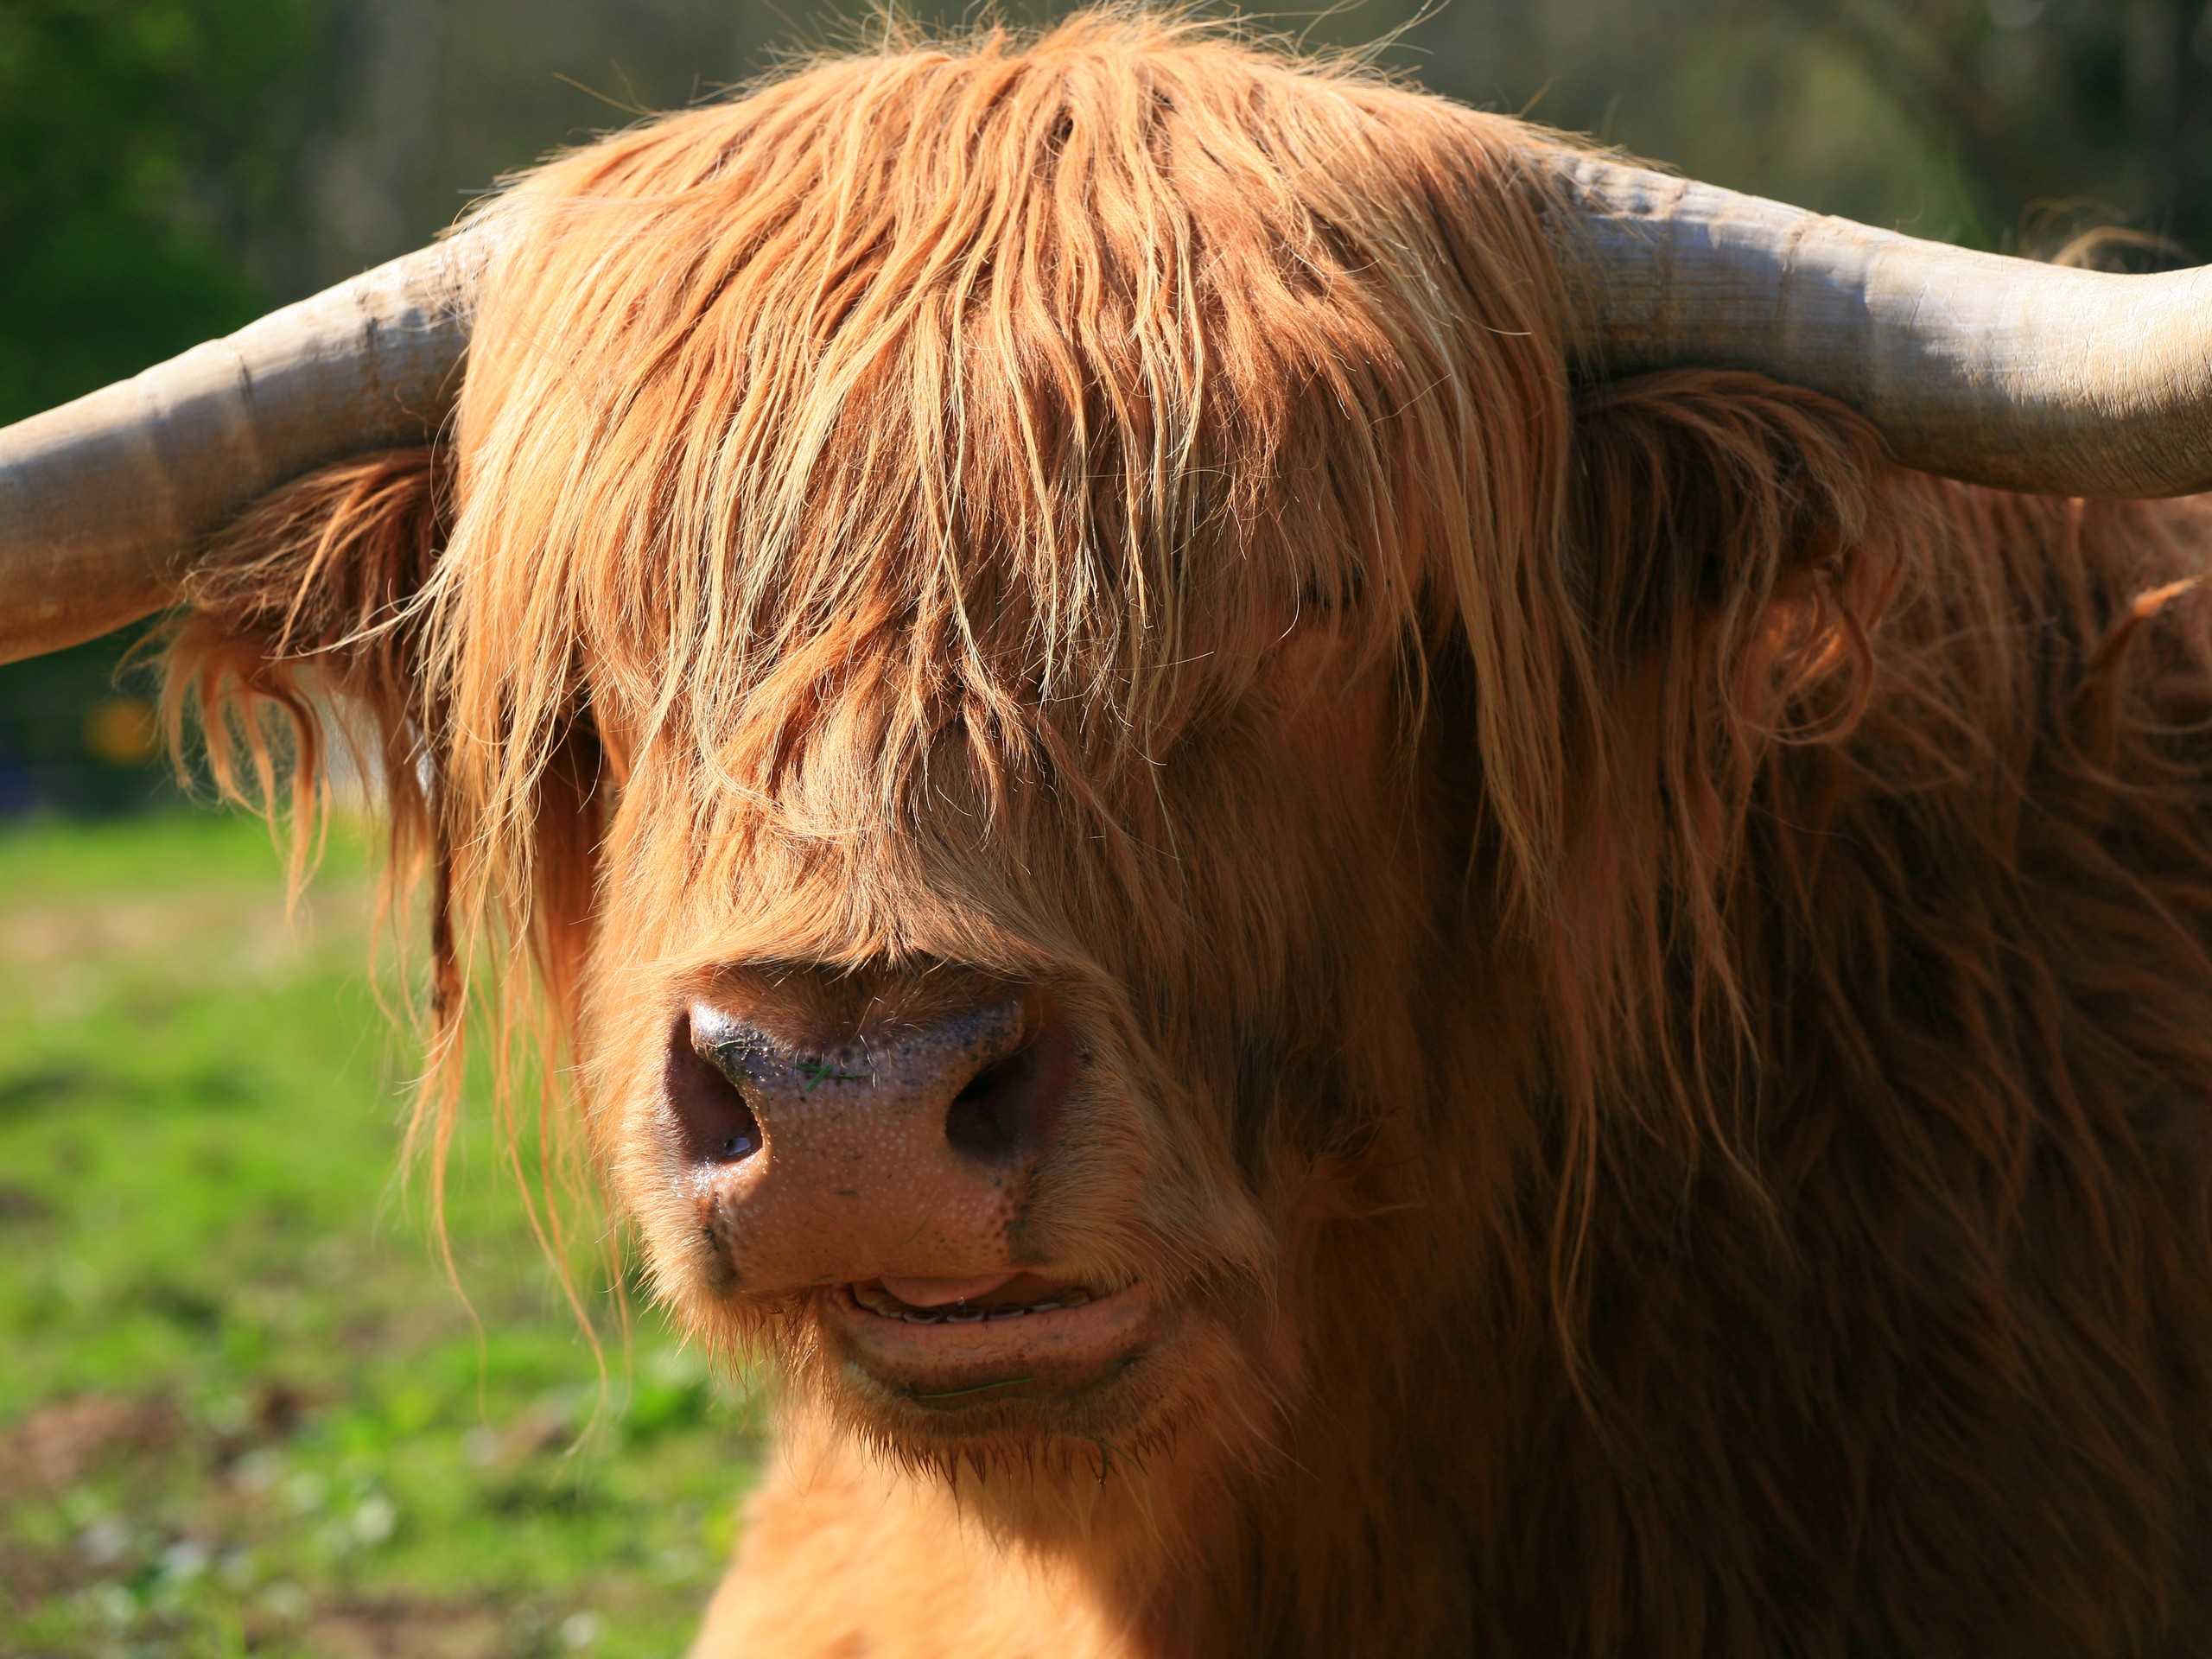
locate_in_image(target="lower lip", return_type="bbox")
[826,1281,1157,1403]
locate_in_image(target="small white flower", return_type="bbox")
[78,1518,130,1567]
[561,1611,603,1649]
[261,1581,311,1621]
[233,1446,284,1492]
[283,1471,326,1515]
[87,1581,136,1626]
[352,1493,397,1545]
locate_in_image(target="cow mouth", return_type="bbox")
[848,1272,1115,1324]
[827,1273,1156,1406]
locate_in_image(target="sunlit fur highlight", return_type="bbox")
[163,11,2212,1656]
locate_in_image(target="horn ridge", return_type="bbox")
[1548,153,2212,499]
[0,225,488,666]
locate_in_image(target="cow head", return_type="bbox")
[6,9,2209,1528]
[161,21,1591,1491]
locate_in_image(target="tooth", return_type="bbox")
[1027,1301,1060,1313]
[1060,1287,1093,1307]
[989,1306,1027,1320]
[946,1306,984,1323]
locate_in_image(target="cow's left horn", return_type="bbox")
[1551,155,2212,499]
[0,226,487,666]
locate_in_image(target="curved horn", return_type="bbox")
[1551,156,2212,499]
[0,226,487,666]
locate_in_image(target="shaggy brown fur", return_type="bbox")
[166,13,2212,1656]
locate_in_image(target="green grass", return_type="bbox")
[0,812,762,1658]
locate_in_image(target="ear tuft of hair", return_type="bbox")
[1548,370,1905,1118]
[161,445,448,839]
[1522,368,1915,1346]
[159,442,618,1339]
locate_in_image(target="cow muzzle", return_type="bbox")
[671,990,1072,1287]
[664,988,1156,1403]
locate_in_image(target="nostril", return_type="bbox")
[665,1015,764,1166]
[944,1056,1022,1158]
[943,1013,1077,1164]
[706,1101,762,1162]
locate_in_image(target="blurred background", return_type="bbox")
[3,0,2208,815]
[2,3,2206,1655]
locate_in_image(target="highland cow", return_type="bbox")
[10,15,2212,1656]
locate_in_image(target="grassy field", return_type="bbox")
[0,813,763,1658]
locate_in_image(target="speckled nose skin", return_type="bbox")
[675,997,1067,1297]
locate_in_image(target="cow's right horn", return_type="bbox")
[0,226,488,667]
[1551,155,2212,500]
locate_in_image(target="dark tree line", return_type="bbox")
[1764,0,2212,256]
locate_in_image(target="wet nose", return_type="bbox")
[664,995,1074,1295]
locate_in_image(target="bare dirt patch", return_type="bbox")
[306,1598,512,1659]
[0,1393,181,1495]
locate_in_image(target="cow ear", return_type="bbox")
[161,445,450,832]
[1509,371,1914,1162]
[1567,369,1904,767]
[1543,371,1910,1077]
